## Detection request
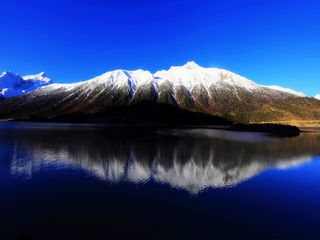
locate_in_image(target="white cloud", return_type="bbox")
[315,94,320,100]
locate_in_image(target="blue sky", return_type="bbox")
[1,0,319,96]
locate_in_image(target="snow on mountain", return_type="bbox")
[154,61,305,97]
[50,61,303,99]
[29,70,151,102]
[22,72,52,83]
[315,94,320,100]
[31,61,308,113]
[0,71,53,98]
[0,88,8,96]
[266,85,305,97]
[1,62,308,100]
[154,61,259,91]
[96,69,154,92]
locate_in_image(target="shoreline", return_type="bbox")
[0,120,310,137]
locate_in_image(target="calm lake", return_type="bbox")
[0,122,320,240]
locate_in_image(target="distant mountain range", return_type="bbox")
[0,62,319,126]
[0,71,52,98]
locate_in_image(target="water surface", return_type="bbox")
[0,122,320,239]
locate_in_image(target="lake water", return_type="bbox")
[0,122,320,240]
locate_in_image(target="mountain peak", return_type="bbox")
[0,71,16,78]
[23,72,52,83]
[38,72,46,76]
[182,61,201,69]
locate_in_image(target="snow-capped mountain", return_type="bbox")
[0,62,307,100]
[0,62,319,125]
[22,72,52,83]
[32,61,304,97]
[315,94,320,100]
[0,71,52,98]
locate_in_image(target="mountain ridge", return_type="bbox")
[0,62,319,126]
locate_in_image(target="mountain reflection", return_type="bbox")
[3,124,320,193]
